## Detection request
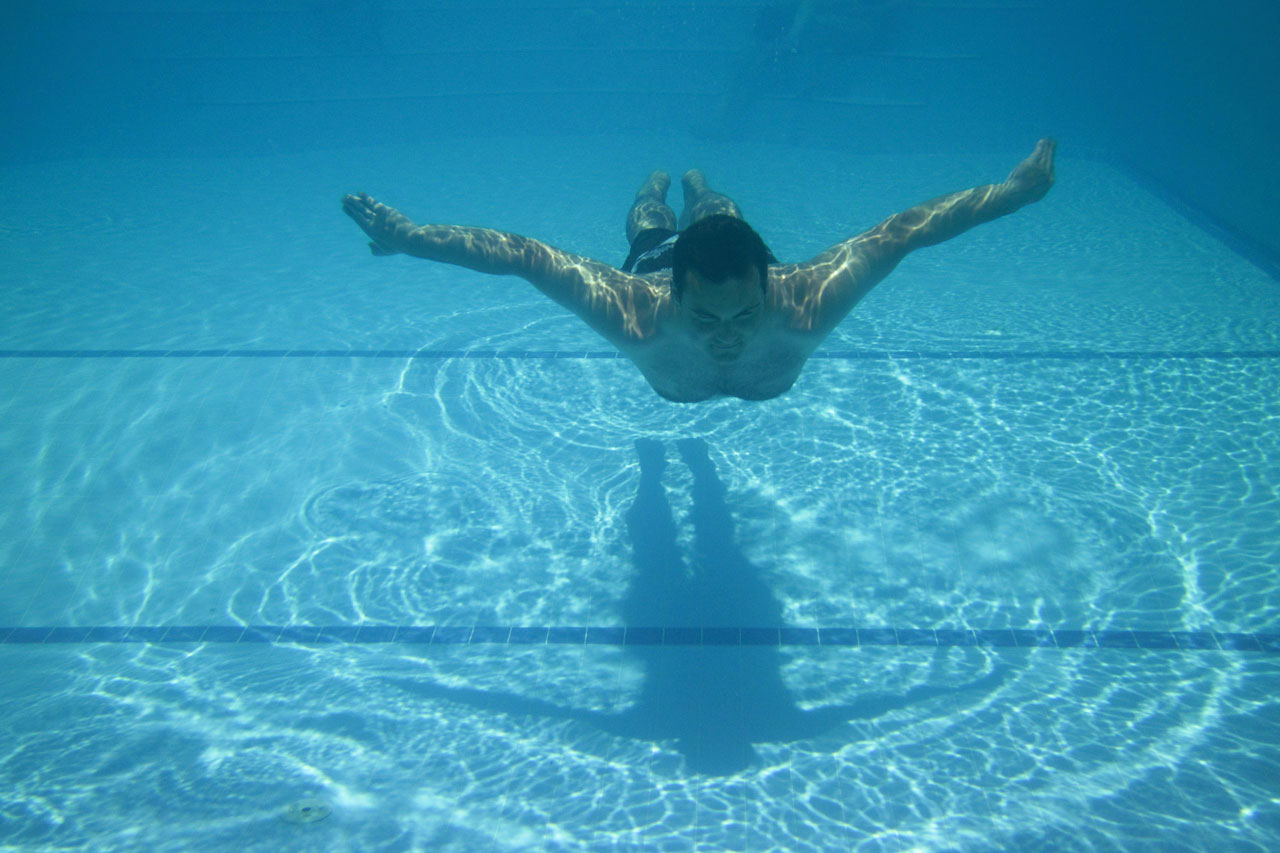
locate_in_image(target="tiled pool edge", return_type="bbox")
[1,625,1276,652]
[1,349,1279,360]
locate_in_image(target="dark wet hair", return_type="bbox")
[671,215,773,301]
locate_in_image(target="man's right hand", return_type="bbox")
[342,192,415,256]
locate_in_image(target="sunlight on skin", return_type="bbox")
[342,139,1055,401]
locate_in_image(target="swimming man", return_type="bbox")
[342,138,1055,402]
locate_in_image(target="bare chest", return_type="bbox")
[626,334,814,402]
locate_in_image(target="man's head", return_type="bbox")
[671,215,772,302]
[671,215,774,362]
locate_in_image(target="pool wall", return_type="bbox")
[3,1,1277,259]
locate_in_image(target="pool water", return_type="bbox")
[1,135,1278,851]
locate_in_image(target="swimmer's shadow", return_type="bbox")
[382,438,1007,775]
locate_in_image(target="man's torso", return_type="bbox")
[619,297,821,402]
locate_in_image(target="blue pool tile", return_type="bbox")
[5,627,53,643]
[470,626,511,644]
[314,626,361,643]
[201,626,246,643]
[586,627,625,645]
[823,628,862,646]
[1011,629,1056,647]
[1215,633,1262,651]
[84,627,131,642]
[1131,630,1179,649]
[898,629,938,646]
[432,626,473,644]
[663,628,701,645]
[741,628,780,646]
[44,627,93,643]
[624,627,663,646]
[853,628,893,646]
[547,627,586,644]
[508,627,548,644]
[1172,631,1219,650]
[395,627,436,644]
[585,351,619,358]
[354,625,398,643]
[1052,630,1091,648]
[5,622,1274,654]
[934,629,978,647]
[1094,630,1140,648]
[163,626,209,643]
[124,626,169,643]
[244,625,285,642]
[703,628,740,646]
[779,628,819,645]
[251,625,294,642]
[975,629,1017,647]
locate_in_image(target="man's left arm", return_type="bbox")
[779,138,1055,334]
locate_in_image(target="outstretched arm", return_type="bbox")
[341,193,665,344]
[778,138,1056,333]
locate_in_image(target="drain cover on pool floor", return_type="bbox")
[282,799,332,824]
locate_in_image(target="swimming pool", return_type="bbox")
[1,134,1278,851]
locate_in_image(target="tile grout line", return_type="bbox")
[1,625,1275,652]
[1,349,1279,361]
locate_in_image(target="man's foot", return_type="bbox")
[627,173,678,242]
[679,170,744,227]
[681,169,709,205]
[1004,138,1056,204]
[636,171,671,203]
[341,192,416,256]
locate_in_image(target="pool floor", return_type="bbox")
[1,136,1278,851]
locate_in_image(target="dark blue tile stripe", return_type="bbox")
[1,349,1278,361]
[1,626,1276,653]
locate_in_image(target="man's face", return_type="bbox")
[677,266,764,362]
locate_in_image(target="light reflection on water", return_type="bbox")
[2,351,1277,850]
[2,143,1279,850]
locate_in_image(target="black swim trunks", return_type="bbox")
[622,227,678,274]
[621,226,779,274]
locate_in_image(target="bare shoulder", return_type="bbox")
[566,263,674,345]
[766,252,875,335]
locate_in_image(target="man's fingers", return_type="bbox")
[342,194,383,230]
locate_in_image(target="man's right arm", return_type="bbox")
[342,192,665,345]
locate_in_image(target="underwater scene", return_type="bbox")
[2,2,1278,851]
